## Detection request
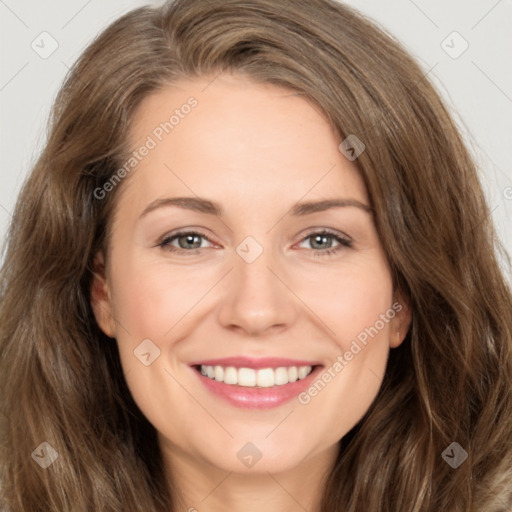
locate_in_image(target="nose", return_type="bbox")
[217,248,298,336]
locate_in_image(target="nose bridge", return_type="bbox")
[236,243,277,294]
[217,237,296,335]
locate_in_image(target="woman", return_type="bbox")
[1,0,511,510]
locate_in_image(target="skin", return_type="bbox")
[91,72,411,512]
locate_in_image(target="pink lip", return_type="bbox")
[190,363,323,409]
[189,356,321,369]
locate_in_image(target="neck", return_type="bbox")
[161,441,339,512]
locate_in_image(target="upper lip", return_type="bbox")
[189,357,322,369]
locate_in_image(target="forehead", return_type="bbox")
[119,73,369,215]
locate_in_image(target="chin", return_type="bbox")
[194,434,319,475]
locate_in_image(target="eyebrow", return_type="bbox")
[138,196,372,220]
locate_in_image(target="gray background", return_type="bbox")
[1,0,511,280]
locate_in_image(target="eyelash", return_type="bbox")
[157,229,352,257]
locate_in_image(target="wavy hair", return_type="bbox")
[1,0,511,510]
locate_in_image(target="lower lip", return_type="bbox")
[192,366,322,409]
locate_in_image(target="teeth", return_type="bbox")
[275,367,288,385]
[238,367,256,386]
[223,366,238,385]
[214,366,224,382]
[256,368,274,388]
[199,364,313,387]
[288,366,298,382]
[298,366,310,379]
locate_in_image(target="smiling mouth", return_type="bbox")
[193,364,318,388]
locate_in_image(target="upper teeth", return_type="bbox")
[200,365,313,387]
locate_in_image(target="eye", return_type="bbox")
[297,230,352,257]
[156,228,352,257]
[157,230,214,253]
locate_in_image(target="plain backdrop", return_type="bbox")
[1,0,511,280]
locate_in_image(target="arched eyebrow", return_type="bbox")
[289,198,372,215]
[139,197,221,219]
[138,196,372,220]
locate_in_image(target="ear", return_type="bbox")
[389,290,412,348]
[90,250,116,338]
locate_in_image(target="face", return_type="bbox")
[91,72,411,476]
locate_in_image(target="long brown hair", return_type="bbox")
[1,0,511,510]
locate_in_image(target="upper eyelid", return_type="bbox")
[298,227,351,241]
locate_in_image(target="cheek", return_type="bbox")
[110,245,393,353]
[295,260,394,347]
[339,274,393,344]
[110,253,216,339]
[106,255,200,437]
[295,261,394,436]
